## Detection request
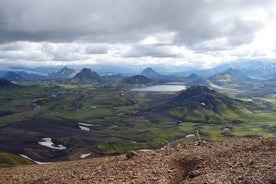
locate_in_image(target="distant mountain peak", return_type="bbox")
[2,71,46,82]
[53,67,76,78]
[225,68,242,74]
[143,67,155,72]
[72,68,102,83]
[187,73,199,79]
[141,67,162,79]
[208,68,253,87]
[2,71,27,82]
[60,67,70,72]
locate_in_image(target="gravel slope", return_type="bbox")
[0,137,275,184]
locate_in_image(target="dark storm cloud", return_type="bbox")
[85,45,110,55]
[225,18,263,46]
[124,45,182,58]
[0,0,149,43]
[0,0,274,47]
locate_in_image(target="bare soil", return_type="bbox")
[0,137,275,184]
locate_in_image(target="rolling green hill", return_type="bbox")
[208,68,254,88]
[164,86,266,123]
[0,152,34,167]
[116,75,154,89]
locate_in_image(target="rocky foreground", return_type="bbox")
[0,137,275,184]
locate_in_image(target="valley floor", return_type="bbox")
[0,137,275,184]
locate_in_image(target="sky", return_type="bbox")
[0,0,276,69]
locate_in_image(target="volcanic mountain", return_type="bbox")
[162,86,260,123]
[72,68,103,83]
[141,67,162,80]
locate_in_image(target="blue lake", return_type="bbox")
[131,85,186,92]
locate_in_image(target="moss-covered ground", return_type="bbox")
[0,81,275,165]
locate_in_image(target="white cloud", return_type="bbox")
[140,32,176,45]
[0,0,276,68]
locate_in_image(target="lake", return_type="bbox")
[131,85,186,92]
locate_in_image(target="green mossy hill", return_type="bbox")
[0,78,19,89]
[208,68,253,88]
[0,152,34,167]
[122,75,153,85]
[116,75,153,89]
[72,68,103,83]
[172,86,238,109]
[166,86,255,122]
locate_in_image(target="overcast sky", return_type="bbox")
[0,0,276,69]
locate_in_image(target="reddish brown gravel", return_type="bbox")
[0,137,275,184]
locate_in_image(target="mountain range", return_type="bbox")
[1,60,276,83]
[50,67,77,80]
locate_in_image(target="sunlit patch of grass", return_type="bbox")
[0,110,44,127]
[0,152,34,167]
[199,125,226,141]
[169,107,188,119]
[179,122,196,133]
[49,106,111,120]
[57,83,79,89]
[232,121,276,138]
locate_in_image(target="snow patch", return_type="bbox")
[222,127,230,131]
[78,122,101,127]
[38,138,66,150]
[79,126,90,131]
[138,149,153,152]
[19,154,50,165]
[185,134,195,138]
[80,153,91,159]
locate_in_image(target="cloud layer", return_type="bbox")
[0,0,276,68]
